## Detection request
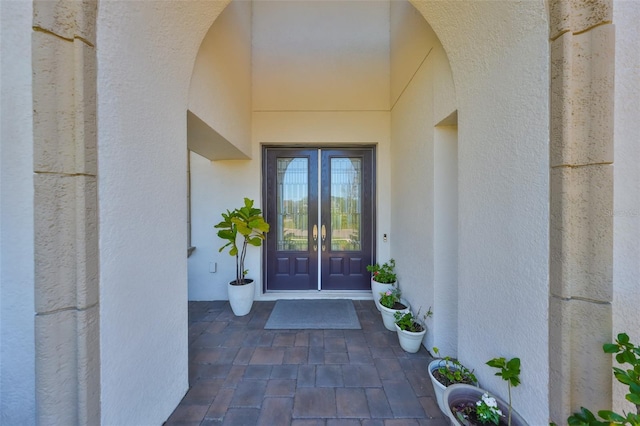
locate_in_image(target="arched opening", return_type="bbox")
[185,0,461,353]
[93,0,550,423]
[6,0,633,423]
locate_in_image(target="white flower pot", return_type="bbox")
[371,278,396,311]
[227,279,255,316]
[443,384,528,426]
[428,359,479,415]
[379,298,410,331]
[428,359,452,414]
[395,323,426,353]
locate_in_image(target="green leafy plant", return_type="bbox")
[394,307,433,333]
[432,347,478,386]
[367,258,397,284]
[215,198,270,285]
[379,287,402,309]
[567,332,640,426]
[486,357,521,426]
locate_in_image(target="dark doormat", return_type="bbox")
[264,299,361,330]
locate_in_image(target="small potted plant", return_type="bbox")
[215,198,269,316]
[394,307,432,353]
[443,357,526,426]
[428,347,478,414]
[444,386,509,425]
[367,259,397,311]
[378,287,410,331]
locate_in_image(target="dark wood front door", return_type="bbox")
[263,147,375,291]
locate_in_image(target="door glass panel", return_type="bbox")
[330,158,362,251]
[277,158,309,251]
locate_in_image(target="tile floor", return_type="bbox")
[164,300,448,425]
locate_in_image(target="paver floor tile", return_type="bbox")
[365,388,393,419]
[205,388,235,421]
[250,347,285,365]
[230,379,267,408]
[243,364,272,379]
[418,396,444,419]
[336,387,370,418]
[284,346,309,364]
[181,378,223,405]
[325,351,349,364]
[292,420,326,426]
[266,379,296,397]
[169,301,442,425]
[221,407,260,426]
[383,379,426,418]
[316,365,344,387]
[343,365,382,388]
[293,387,337,418]
[270,364,299,380]
[165,403,209,423]
[298,365,316,387]
[257,397,294,425]
[375,358,403,380]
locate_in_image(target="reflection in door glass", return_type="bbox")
[331,158,362,251]
[277,158,309,251]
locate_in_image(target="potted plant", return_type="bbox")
[443,357,526,426]
[486,357,521,426]
[394,307,432,353]
[378,287,410,331]
[215,198,270,316]
[568,332,640,425]
[367,259,397,311]
[443,384,528,426]
[428,347,478,414]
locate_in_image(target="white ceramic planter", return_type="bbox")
[379,298,410,331]
[428,359,451,414]
[428,359,478,415]
[371,278,396,311]
[227,279,255,316]
[395,323,426,353]
[443,384,528,426]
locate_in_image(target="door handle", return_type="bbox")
[321,224,326,251]
[312,224,318,251]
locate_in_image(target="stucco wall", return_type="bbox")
[97,1,230,423]
[612,0,640,415]
[252,0,390,111]
[409,1,550,423]
[188,0,252,157]
[389,1,457,357]
[0,0,36,423]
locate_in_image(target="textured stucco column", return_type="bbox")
[32,0,100,424]
[549,0,614,422]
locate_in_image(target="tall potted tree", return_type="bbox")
[215,198,270,316]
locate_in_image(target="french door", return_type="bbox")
[263,147,375,291]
